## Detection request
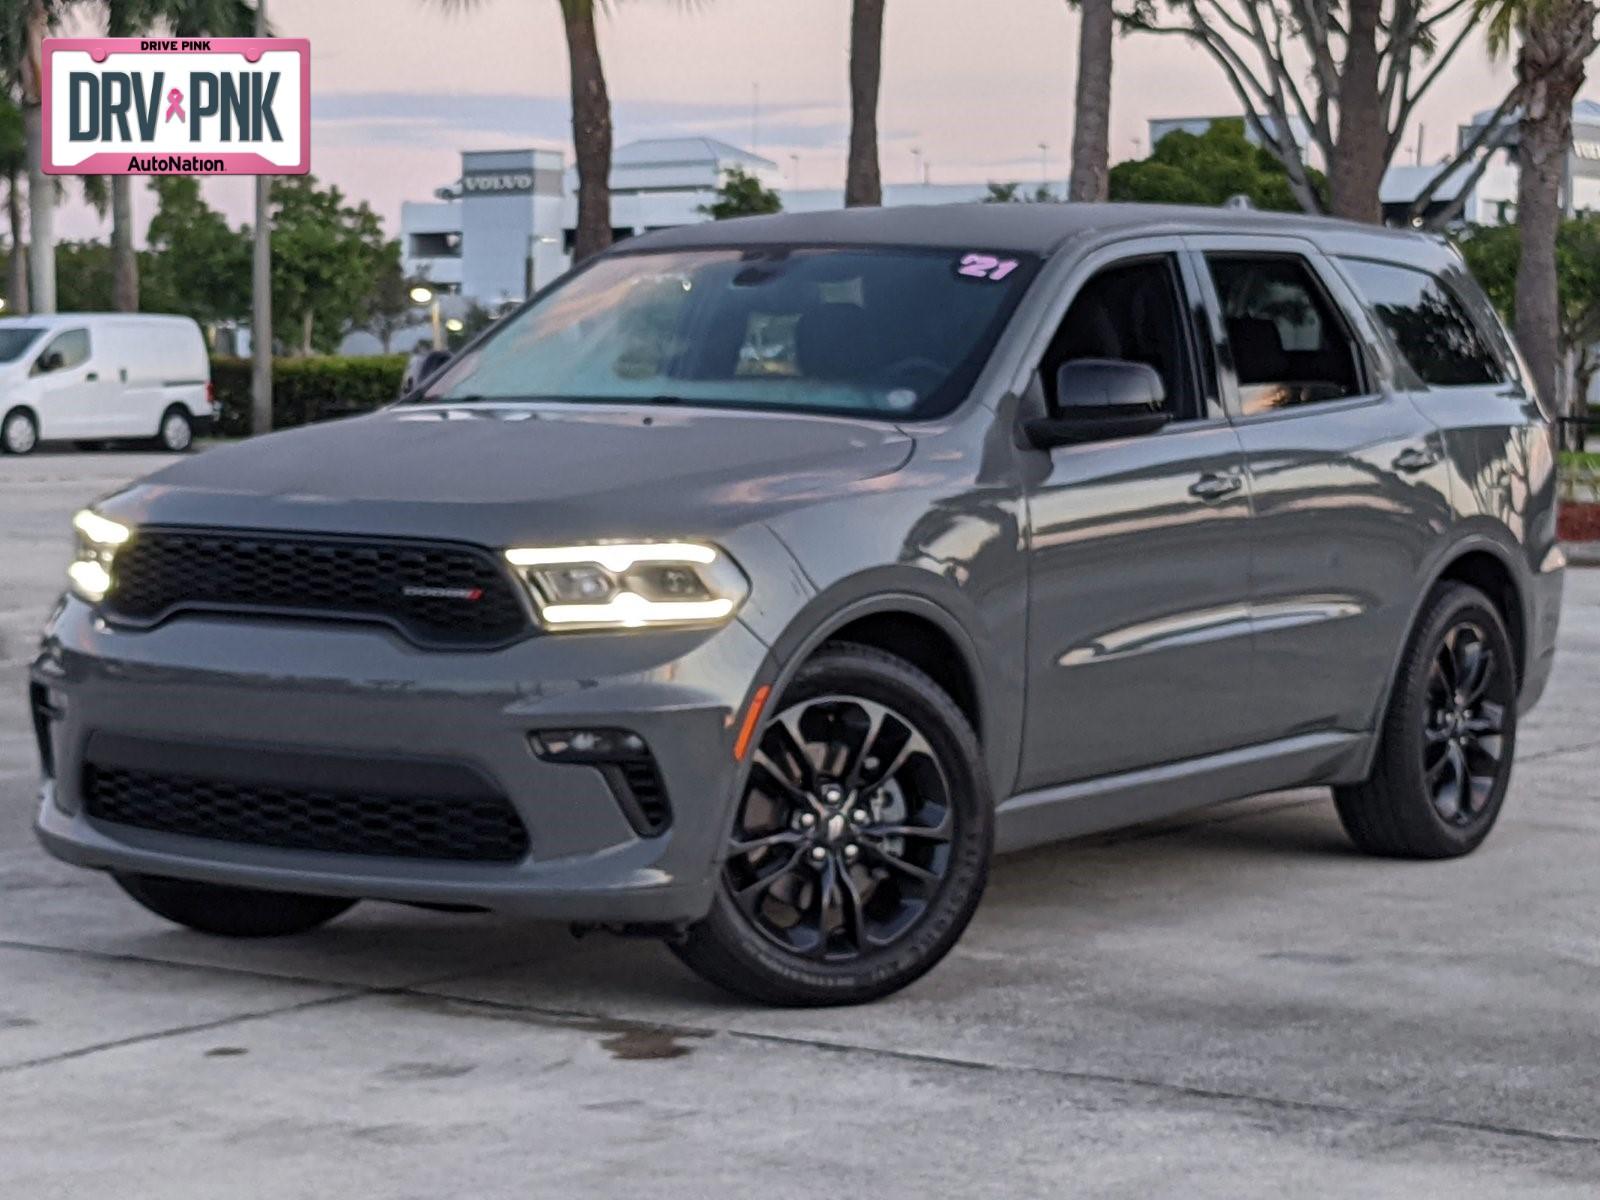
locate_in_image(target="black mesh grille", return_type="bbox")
[83,762,531,862]
[104,528,528,647]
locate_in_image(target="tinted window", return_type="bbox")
[34,328,90,374]
[1207,255,1362,415]
[423,246,1038,419]
[1340,259,1504,387]
[1042,257,1202,420]
[0,327,42,363]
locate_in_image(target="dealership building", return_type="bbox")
[400,138,997,309]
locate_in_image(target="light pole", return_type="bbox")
[410,285,443,349]
[251,0,272,435]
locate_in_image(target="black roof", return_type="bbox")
[623,202,1440,260]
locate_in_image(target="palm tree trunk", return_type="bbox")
[6,170,28,315]
[111,176,138,310]
[1328,0,1385,222]
[1513,1,1598,431]
[845,0,885,207]
[22,0,54,313]
[563,0,612,263]
[1068,0,1114,203]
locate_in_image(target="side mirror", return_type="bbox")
[39,351,64,373]
[417,349,453,382]
[1025,359,1172,448]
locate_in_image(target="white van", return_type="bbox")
[0,314,214,455]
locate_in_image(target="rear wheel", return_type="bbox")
[113,872,357,938]
[673,645,992,1006]
[1335,583,1518,859]
[2,407,38,455]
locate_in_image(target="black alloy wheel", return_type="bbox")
[674,645,991,1005]
[1336,582,1519,859]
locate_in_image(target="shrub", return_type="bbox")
[210,355,407,438]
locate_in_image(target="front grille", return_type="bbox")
[83,762,531,863]
[104,528,529,647]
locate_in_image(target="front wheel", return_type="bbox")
[673,644,992,1006]
[2,407,38,455]
[1335,582,1518,859]
[114,872,357,937]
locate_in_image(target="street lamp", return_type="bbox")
[445,317,465,334]
[409,285,442,348]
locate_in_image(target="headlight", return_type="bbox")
[68,509,131,602]
[504,542,748,631]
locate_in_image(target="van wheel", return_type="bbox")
[2,407,38,455]
[113,872,357,937]
[1335,583,1518,859]
[156,407,194,452]
[672,644,992,1006]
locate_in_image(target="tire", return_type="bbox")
[2,407,38,455]
[156,406,194,452]
[1335,582,1518,859]
[113,872,357,938]
[673,644,993,1006]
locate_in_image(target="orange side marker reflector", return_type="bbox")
[734,685,771,761]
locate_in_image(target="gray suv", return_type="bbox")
[31,205,1564,1005]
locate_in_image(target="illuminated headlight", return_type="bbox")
[68,509,131,602]
[505,542,748,631]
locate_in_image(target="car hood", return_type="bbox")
[98,402,916,546]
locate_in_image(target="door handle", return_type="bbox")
[1189,471,1243,501]
[85,371,98,381]
[1392,444,1441,473]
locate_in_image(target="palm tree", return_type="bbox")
[1478,0,1600,421]
[430,1,615,262]
[1067,0,1113,202]
[20,0,54,312]
[0,93,26,313]
[845,0,884,206]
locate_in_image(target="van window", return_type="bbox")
[33,328,90,375]
[1207,255,1363,416]
[1041,256,1203,421]
[1339,259,1505,387]
[0,327,43,363]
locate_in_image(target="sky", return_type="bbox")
[50,0,1532,244]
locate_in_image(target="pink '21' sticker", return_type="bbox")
[957,253,1020,281]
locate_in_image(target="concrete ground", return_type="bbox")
[2,449,1597,1198]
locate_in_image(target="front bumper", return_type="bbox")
[32,596,773,924]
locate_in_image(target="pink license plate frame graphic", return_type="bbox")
[42,37,310,176]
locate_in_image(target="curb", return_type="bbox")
[1562,541,1600,567]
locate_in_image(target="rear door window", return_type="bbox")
[1206,255,1364,416]
[1338,258,1506,387]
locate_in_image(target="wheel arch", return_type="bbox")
[1352,536,1530,783]
[760,586,1017,800]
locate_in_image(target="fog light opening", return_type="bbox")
[531,728,672,836]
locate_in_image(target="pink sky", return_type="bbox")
[52,0,1526,243]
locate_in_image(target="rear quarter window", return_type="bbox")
[1339,258,1506,388]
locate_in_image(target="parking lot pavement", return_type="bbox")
[2,451,1598,1198]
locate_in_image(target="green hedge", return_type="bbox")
[210,355,408,438]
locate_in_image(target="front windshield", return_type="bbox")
[0,327,43,364]
[421,245,1038,419]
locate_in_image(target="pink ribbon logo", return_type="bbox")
[164,88,185,123]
